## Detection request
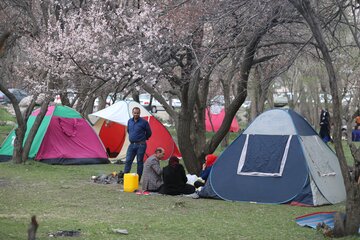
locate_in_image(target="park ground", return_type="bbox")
[0,106,358,240]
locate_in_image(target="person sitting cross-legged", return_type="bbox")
[140,147,165,193]
[159,156,195,196]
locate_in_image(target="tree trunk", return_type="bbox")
[0,83,26,164]
[289,0,360,235]
[60,93,71,106]
[0,32,11,55]
[96,93,107,111]
[205,20,272,154]
[342,185,360,235]
[177,109,201,174]
[22,98,50,163]
[13,128,26,164]
[251,65,268,120]
[1,33,21,161]
[219,58,237,147]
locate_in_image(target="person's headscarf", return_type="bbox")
[169,156,180,167]
[205,154,217,167]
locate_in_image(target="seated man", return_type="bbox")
[140,147,165,192]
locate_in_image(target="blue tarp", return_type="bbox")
[295,212,360,233]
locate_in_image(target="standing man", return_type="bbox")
[141,147,165,192]
[124,107,152,179]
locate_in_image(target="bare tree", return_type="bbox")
[288,0,360,236]
[139,0,308,174]
[0,1,52,164]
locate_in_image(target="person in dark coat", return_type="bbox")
[159,156,195,196]
[319,109,332,143]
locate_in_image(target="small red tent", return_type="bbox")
[205,107,240,132]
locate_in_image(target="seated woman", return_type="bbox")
[194,154,218,188]
[159,156,195,196]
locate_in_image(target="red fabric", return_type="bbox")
[205,154,217,167]
[35,117,107,160]
[144,116,182,160]
[31,105,55,116]
[289,201,313,207]
[205,108,240,132]
[295,211,336,219]
[171,142,181,158]
[99,121,126,157]
[94,116,181,161]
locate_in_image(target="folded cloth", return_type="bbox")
[186,174,199,185]
[296,212,337,229]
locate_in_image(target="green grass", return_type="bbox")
[0,106,359,239]
[0,107,15,122]
[0,106,15,143]
[0,161,358,240]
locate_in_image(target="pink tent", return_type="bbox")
[0,105,109,164]
[205,108,240,132]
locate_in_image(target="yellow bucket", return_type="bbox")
[123,173,139,192]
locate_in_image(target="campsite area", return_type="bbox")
[1,1,360,238]
[0,106,358,240]
[0,161,357,240]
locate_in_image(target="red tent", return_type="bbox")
[205,107,240,132]
[90,101,181,161]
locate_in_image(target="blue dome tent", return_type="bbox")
[209,109,346,206]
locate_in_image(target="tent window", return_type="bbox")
[237,134,292,177]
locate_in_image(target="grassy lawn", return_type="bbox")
[0,107,15,122]
[0,107,16,143]
[0,106,359,239]
[0,162,357,240]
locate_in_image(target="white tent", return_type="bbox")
[89,101,181,161]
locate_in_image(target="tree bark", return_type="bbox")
[289,0,360,236]
[0,32,11,55]
[251,65,268,120]
[177,109,202,174]
[0,83,26,163]
[22,98,51,163]
[60,93,71,107]
[205,17,276,154]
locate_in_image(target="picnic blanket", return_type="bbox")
[295,211,360,233]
